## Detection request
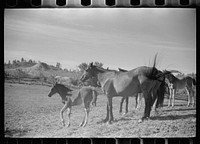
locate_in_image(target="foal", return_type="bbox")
[48,83,98,127]
[165,71,196,107]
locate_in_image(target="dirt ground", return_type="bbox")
[4,83,196,138]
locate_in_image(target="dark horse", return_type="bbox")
[80,56,171,123]
[118,68,167,114]
[48,83,98,127]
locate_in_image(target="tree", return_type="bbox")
[78,62,88,71]
[28,59,33,64]
[56,62,61,69]
[21,57,25,63]
[94,61,103,68]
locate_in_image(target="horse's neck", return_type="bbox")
[170,74,187,86]
[58,87,69,99]
[95,67,115,85]
[169,74,179,83]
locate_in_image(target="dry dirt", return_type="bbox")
[4,83,196,138]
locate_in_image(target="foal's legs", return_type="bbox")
[191,89,195,107]
[168,89,172,107]
[66,108,71,127]
[60,103,70,126]
[185,88,190,107]
[80,101,90,127]
[171,89,175,107]
[82,108,90,127]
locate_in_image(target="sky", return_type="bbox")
[4,8,196,74]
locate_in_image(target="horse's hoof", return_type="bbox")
[138,119,143,123]
[106,121,112,125]
[103,118,109,123]
[82,123,87,127]
[123,112,128,116]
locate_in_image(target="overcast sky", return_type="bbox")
[4,8,196,73]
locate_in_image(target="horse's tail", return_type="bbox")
[91,88,98,106]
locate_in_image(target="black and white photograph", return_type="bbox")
[4,8,196,138]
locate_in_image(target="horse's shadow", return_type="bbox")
[150,113,196,121]
[96,117,132,124]
[163,107,196,112]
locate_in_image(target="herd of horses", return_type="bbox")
[48,55,196,127]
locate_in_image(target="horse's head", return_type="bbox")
[48,82,73,97]
[80,62,96,82]
[163,69,181,83]
[48,82,59,97]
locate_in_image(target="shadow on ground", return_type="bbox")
[5,128,31,137]
[150,113,196,121]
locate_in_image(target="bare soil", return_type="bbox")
[4,83,196,138]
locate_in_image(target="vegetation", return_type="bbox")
[4,58,104,87]
[5,58,195,88]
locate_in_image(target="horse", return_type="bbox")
[164,71,196,107]
[48,83,98,127]
[80,57,171,123]
[103,67,143,114]
[118,68,143,114]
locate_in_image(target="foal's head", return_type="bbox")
[48,82,72,97]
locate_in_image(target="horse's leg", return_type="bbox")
[108,97,114,124]
[82,108,90,127]
[135,94,138,109]
[172,89,175,108]
[124,97,129,115]
[80,100,90,127]
[137,93,142,110]
[66,107,71,127]
[168,88,172,107]
[119,97,125,114]
[79,112,85,127]
[191,89,195,107]
[103,102,109,123]
[60,103,69,126]
[185,88,190,107]
[139,91,151,123]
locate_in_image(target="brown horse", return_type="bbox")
[80,58,170,123]
[164,71,196,107]
[48,83,98,127]
[118,68,143,114]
